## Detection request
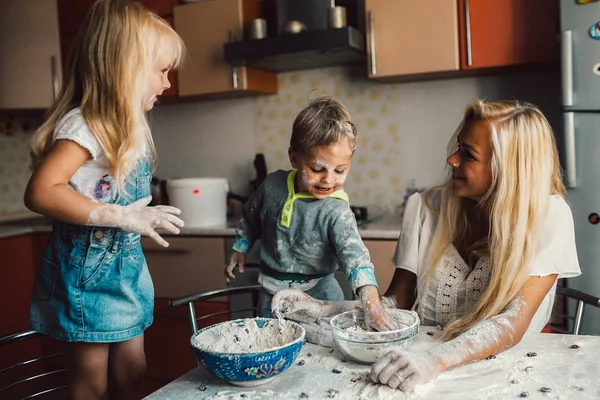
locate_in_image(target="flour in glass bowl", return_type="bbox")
[194,318,302,354]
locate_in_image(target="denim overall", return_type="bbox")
[30,160,154,342]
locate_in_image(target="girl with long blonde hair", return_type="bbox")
[24,1,185,398]
[272,100,581,392]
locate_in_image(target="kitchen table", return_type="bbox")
[143,330,600,400]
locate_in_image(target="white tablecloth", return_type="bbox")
[144,331,600,400]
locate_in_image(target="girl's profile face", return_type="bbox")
[145,58,172,110]
[289,137,354,199]
[447,121,493,202]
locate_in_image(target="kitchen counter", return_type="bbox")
[0,213,402,241]
[0,217,54,239]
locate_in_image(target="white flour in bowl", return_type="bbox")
[194,318,302,354]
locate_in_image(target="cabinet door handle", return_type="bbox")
[561,30,574,107]
[464,0,472,67]
[563,112,577,188]
[51,56,59,99]
[368,10,377,76]
[144,248,190,255]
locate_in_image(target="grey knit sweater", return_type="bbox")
[233,169,378,294]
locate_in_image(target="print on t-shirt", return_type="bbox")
[92,174,115,202]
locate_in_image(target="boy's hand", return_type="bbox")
[272,289,329,322]
[224,251,246,283]
[359,285,399,332]
[365,302,399,332]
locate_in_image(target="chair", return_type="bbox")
[169,285,261,336]
[0,330,67,400]
[549,287,600,335]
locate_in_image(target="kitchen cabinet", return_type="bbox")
[173,0,277,98]
[0,233,50,335]
[364,240,396,295]
[56,0,178,98]
[366,0,558,80]
[142,237,228,298]
[142,237,230,385]
[0,0,62,109]
[365,0,460,79]
[458,0,558,69]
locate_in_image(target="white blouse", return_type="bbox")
[394,189,581,335]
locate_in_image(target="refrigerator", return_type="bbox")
[560,0,600,334]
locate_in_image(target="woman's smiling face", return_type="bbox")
[447,121,494,202]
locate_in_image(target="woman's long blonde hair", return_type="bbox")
[419,100,565,341]
[31,0,185,191]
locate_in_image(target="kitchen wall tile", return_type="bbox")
[249,67,561,207]
[0,116,39,219]
[1,67,560,218]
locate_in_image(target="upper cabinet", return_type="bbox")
[366,0,559,80]
[365,0,459,79]
[0,0,62,109]
[458,0,559,69]
[173,0,277,98]
[56,0,179,98]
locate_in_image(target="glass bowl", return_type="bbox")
[330,309,419,364]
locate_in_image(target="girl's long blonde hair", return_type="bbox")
[31,0,185,191]
[419,100,565,341]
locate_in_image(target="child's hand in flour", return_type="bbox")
[271,289,329,323]
[359,285,399,332]
[224,251,246,283]
[87,195,184,247]
[370,349,442,392]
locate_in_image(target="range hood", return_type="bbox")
[223,26,365,73]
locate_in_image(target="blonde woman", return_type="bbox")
[24,1,185,398]
[273,100,581,392]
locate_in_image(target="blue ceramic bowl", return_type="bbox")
[191,318,305,387]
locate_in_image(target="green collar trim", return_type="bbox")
[280,170,349,228]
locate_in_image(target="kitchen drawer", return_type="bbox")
[142,237,226,299]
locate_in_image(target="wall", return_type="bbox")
[0,67,562,218]
[150,67,562,207]
[0,117,40,220]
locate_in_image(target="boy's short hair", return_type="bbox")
[290,97,357,154]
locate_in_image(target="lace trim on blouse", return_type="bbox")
[434,246,492,327]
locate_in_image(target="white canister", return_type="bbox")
[166,178,229,228]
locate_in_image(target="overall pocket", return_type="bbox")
[80,247,115,289]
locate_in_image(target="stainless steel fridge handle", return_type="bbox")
[368,10,377,76]
[228,30,239,90]
[51,55,59,100]
[465,0,472,67]
[563,112,577,189]
[231,66,239,90]
[562,30,574,107]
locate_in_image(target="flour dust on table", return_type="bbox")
[199,331,599,400]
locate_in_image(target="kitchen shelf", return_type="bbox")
[223,26,366,73]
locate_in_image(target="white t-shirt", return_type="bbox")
[52,108,117,203]
[394,189,581,335]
